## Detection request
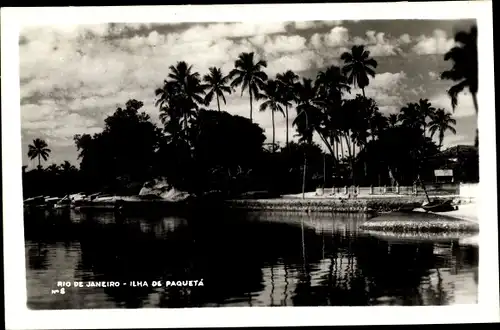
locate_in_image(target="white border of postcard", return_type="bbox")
[2,1,498,329]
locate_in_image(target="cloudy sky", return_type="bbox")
[20,19,477,168]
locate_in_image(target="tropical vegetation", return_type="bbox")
[23,25,479,199]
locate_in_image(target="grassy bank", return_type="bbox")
[360,219,478,233]
[361,230,479,243]
[359,212,479,233]
[225,196,439,213]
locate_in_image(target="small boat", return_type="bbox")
[54,195,71,209]
[421,199,455,212]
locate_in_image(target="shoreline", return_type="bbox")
[25,194,479,233]
[226,195,447,213]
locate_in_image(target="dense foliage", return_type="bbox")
[23,26,478,198]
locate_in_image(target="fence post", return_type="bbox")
[396,183,400,194]
[369,185,374,195]
[344,186,348,194]
[413,184,417,195]
[383,185,387,194]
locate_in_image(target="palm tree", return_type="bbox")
[60,160,77,173]
[229,52,268,122]
[415,99,436,138]
[399,103,425,131]
[202,67,232,112]
[370,111,388,140]
[315,65,351,100]
[276,70,299,147]
[428,108,457,150]
[293,78,325,143]
[340,98,364,184]
[155,61,206,141]
[292,78,339,164]
[341,45,378,97]
[315,65,351,164]
[259,80,288,153]
[388,114,400,128]
[293,78,322,198]
[441,25,478,114]
[46,164,59,174]
[293,110,312,200]
[28,138,51,168]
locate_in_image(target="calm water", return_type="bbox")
[24,208,478,309]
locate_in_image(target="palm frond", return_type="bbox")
[447,80,468,110]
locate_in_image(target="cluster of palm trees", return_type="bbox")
[45,161,78,175]
[154,41,463,185]
[24,25,476,190]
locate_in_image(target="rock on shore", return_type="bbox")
[138,178,192,202]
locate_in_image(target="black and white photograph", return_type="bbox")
[2,2,499,329]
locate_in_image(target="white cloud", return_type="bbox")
[370,71,407,90]
[166,22,287,45]
[412,29,455,55]
[324,26,350,48]
[399,33,411,44]
[441,134,469,149]
[363,30,403,56]
[309,26,350,49]
[262,35,307,55]
[21,100,65,124]
[378,105,400,115]
[428,71,439,80]
[293,20,343,30]
[344,71,408,110]
[310,27,406,57]
[294,21,318,30]
[266,50,317,76]
[22,101,101,146]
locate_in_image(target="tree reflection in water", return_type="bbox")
[24,209,478,309]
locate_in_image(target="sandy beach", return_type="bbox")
[415,202,478,223]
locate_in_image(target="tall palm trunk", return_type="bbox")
[323,153,326,188]
[317,132,336,162]
[353,141,357,184]
[249,89,253,122]
[340,137,344,159]
[332,137,337,162]
[472,92,478,147]
[439,131,444,150]
[362,88,366,98]
[336,139,340,161]
[285,105,289,147]
[302,152,307,199]
[344,133,355,185]
[331,135,337,183]
[272,109,276,153]
[38,154,41,167]
[363,141,368,181]
[216,94,221,112]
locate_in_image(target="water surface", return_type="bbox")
[24,208,478,309]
